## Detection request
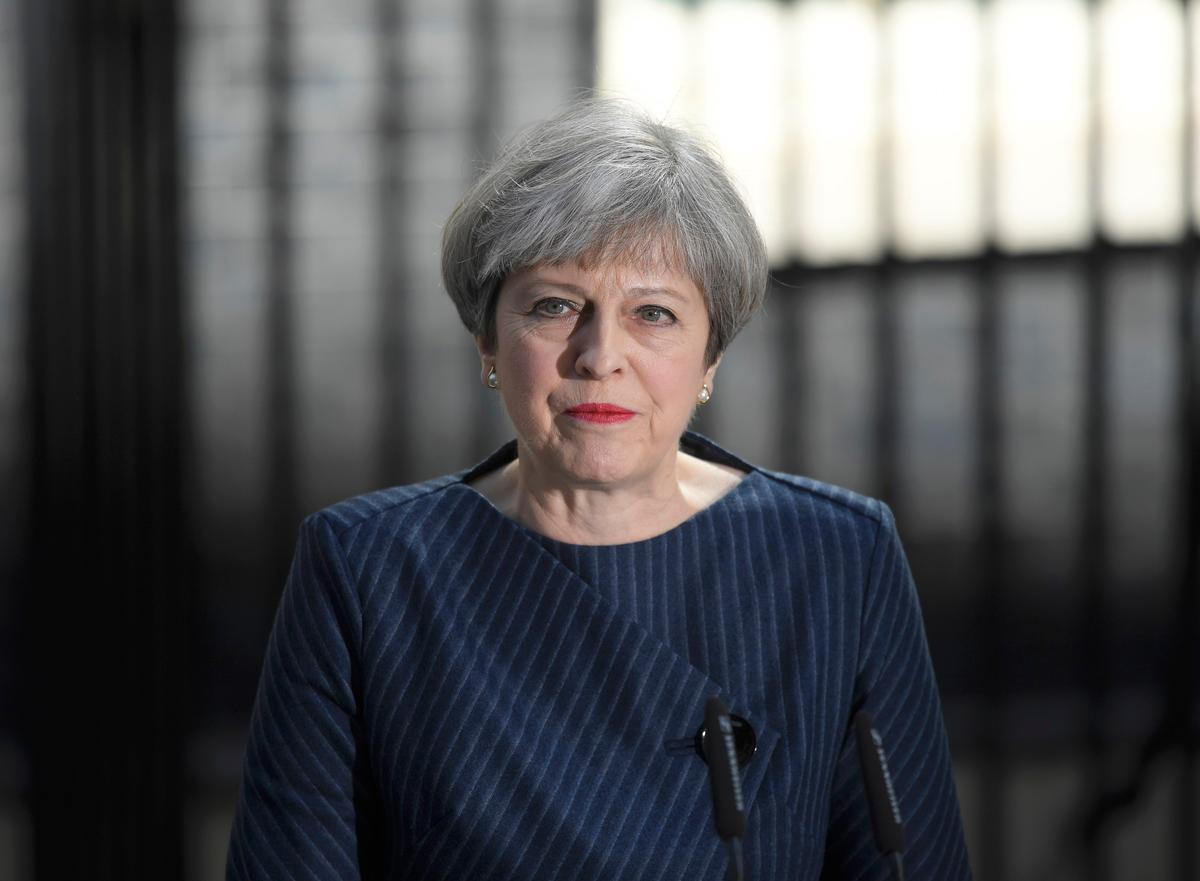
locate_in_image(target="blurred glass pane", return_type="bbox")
[183,8,271,528]
[992,0,1090,252]
[703,308,781,469]
[1106,256,1177,591]
[599,0,788,258]
[791,0,882,264]
[692,0,788,258]
[600,0,1194,261]
[895,270,979,538]
[1099,0,1185,243]
[1193,2,1200,229]
[598,0,693,119]
[999,263,1085,576]
[799,275,879,495]
[887,0,985,258]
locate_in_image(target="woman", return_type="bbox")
[227,100,971,880]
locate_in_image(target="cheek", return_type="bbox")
[502,342,556,395]
[497,342,560,424]
[646,359,706,411]
[504,341,546,374]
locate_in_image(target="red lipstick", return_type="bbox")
[564,403,636,424]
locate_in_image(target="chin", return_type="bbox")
[551,438,646,487]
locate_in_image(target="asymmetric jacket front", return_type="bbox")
[227,433,972,880]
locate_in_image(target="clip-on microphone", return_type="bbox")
[703,696,747,881]
[853,710,906,881]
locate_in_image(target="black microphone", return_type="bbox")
[853,710,905,881]
[704,696,747,881]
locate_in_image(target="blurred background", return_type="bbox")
[0,0,1197,878]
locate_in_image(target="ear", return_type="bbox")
[702,352,723,389]
[475,335,495,386]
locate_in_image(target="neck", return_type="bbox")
[467,442,748,546]
[512,447,694,545]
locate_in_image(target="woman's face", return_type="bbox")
[480,254,719,490]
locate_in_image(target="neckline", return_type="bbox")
[454,432,762,550]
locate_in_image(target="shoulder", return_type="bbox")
[293,474,507,598]
[302,472,494,561]
[739,469,897,575]
[753,467,889,528]
[317,474,460,529]
[684,432,891,537]
[297,440,521,564]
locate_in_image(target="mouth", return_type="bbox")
[563,403,637,424]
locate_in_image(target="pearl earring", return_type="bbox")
[697,384,711,405]
[486,366,499,389]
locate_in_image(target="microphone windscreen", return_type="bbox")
[704,696,747,840]
[854,710,905,855]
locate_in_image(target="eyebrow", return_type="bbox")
[522,280,689,303]
[626,286,689,304]
[522,280,587,297]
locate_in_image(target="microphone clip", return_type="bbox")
[663,712,757,770]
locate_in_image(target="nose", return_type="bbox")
[572,310,625,379]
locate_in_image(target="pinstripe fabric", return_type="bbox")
[227,433,971,880]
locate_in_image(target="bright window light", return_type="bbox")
[1193,3,1200,226]
[887,0,985,258]
[792,0,881,264]
[992,0,1090,252]
[692,0,788,257]
[599,0,1193,263]
[1098,0,1185,242]
[597,0,693,120]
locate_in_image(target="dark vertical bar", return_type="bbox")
[775,275,806,474]
[1176,239,1199,881]
[1174,6,1198,879]
[1079,249,1112,881]
[1173,194,1199,881]
[576,0,598,89]
[773,0,805,473]
[265,0,298,579]
[872,1,899,509]
[469,0,499,166]
[375,0,412,486]
[1080,3,1111,878]
[872,262,900,506]
[974,255,1006,881]
[975,3,1007,877]
[21,0,187,877]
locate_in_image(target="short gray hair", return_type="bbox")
[441,99,768,365]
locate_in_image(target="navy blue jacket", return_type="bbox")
[227,434,972,880]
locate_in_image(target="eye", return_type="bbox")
[637,305,677,324]
[532,298,578,318]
